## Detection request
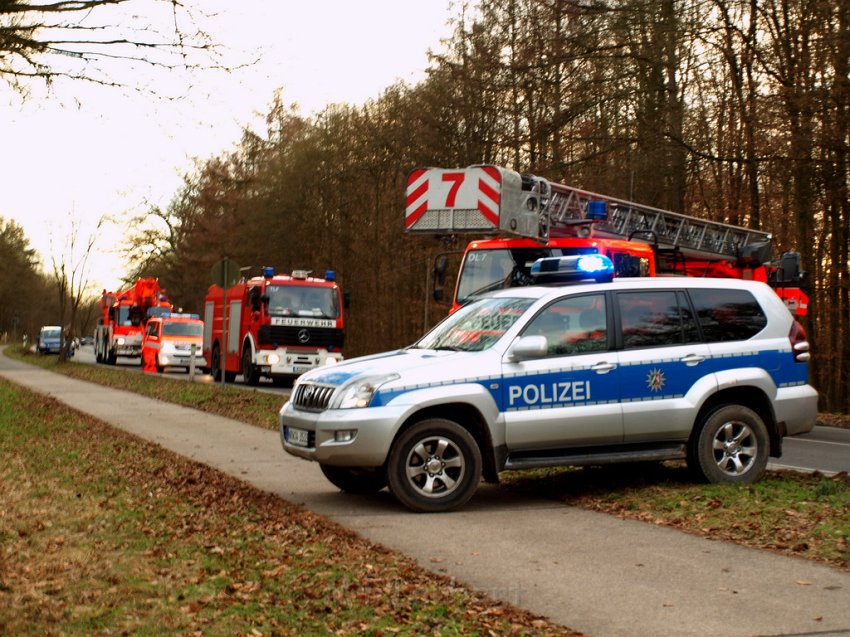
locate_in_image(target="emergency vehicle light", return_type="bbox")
[325,270,336,281]
[530,254,614,284]
[587,200,608,220]
[263,266,275,278]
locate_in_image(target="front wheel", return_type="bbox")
[242,346,260,386]
[387,418,482,513]
[690,405,769,484]
[320,465,387,494]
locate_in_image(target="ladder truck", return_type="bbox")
[405,165,808,316]
[94,277,173,365]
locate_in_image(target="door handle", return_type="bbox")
[592,361,617,374]
[680,354,705,366]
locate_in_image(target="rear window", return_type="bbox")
[688,288,767,342]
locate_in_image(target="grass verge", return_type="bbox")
[0,378,578,636]
[5,345,850,571]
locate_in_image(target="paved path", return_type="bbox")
[2,350,849,637]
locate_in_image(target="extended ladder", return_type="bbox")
[405,165,772,263]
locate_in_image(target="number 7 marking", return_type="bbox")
[442,172,465,207]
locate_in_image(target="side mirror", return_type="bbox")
[343,292,351,309]
[433,287,444,303]
[506,335,548,362]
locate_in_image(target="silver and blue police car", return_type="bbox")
[280,256,818,512]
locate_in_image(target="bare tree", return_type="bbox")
[49,214,104,361]
[0,0,220,94]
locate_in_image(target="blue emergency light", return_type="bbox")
[530,254,614,284]
[262,266,275,278]
[325,270,336,281]
[586,200,608,220]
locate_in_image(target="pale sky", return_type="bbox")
[1,1,461,292]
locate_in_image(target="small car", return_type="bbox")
[142,313,206,373]
[37,326,63,355]
[279,256,818,512]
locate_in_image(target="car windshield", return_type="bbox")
[266,285,339,319]
[413,296,534,352]
[456,247,598,305]
[161,322,203,337]
[42,329,61,339]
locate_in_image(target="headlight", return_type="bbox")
[334,374,399,409]
[116,337,125,345]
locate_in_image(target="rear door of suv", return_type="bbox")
[615,288,715,443]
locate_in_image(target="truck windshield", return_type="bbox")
[266,285,339,319]
[456,247,598,305]
[162,322,203,337]
[414,296,534,352]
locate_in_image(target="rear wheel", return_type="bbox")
[387,418,482,513]
[690,405,769,484]
[320,465,387,494]
[211,343,223,382]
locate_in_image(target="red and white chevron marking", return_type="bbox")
[405,166,503,230]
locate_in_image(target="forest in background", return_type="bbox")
[3,0,847,412]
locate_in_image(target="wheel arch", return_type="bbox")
[241,334,256,368]
[394,402,499,483]
[691,386,780,457]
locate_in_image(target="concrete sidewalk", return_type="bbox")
[2,350,849,637]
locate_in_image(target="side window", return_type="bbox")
[146,322,159,337]
[618,291,687,349]
[522,293,608,357]
[610,253,651,278]
[688,288,767,342]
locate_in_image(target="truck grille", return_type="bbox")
[291,383,335,411]
[258,325,344,349]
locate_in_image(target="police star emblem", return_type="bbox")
[646,368,666,392]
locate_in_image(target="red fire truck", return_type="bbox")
[203,268,345,385]
[94,277,172,365]
[405,165,808,316]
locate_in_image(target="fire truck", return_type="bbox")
[203,268,345,385]
[405,165,808,315]
[94,277,172,365]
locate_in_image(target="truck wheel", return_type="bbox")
[106,350,117,365]
[211,344,222,382]
[320,465,387,494]
[242,346,260,386]
[387,418,482,513]
[691,405,769,484]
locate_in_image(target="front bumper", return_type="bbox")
[158,351,207,369]
[257,347,344,377]
[279,400,407,467]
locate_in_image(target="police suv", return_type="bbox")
[280,256,818,512]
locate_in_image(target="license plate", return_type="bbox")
[292,366,311,374]
[286,427,310,447]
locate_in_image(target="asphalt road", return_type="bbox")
[71,345,850,475]
[3,348,850,637]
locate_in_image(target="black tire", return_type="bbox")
[242,345,259,386]
[387,418,482,513]
[690,404,769,484]
[211,343,222,382]
[106,350,117,365]
[320,465,387,494]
